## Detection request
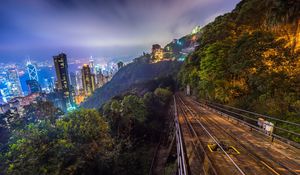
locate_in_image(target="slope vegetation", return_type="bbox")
[82,60,182,108]
[179,0,300,141]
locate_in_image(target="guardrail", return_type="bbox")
[173,96,188,175]
[194,99,300,148]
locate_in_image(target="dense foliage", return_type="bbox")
[1,109,113,175]
[1,77,174,174]
[82,60,181,109]
[101,87,173,175]
[179,0,300,141]
[0,101,63,147]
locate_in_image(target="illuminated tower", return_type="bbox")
[7,67,23,97]
[53,53,74,109]
[75,70,83,93]
[26,60,39,81]
[26,60,41,94]
[89,56,95,74]
[81,64,95,96]
[69,72,77,89]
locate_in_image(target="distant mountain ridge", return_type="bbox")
[81,60,182,109]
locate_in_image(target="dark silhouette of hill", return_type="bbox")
[81,60,182,109]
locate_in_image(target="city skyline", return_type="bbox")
[0,0,240,63]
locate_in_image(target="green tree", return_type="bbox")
[154,88,172,106]
[2,109,114,175]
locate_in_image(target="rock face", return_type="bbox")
[81,60,182,109]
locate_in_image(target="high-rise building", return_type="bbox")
[43,78,54,93]
[26,60,41,95]
[7,68,23,97]
[95,72,106,88]
[69,72,77,89]
[26,80,41,94]
[89,56,95,74]
[26,60,39,81]
[81,64,95,96]
[53,53,74,110]
[75,71,83,94]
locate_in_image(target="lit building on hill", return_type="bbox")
[191,25,201,34]
[151,44,164,63]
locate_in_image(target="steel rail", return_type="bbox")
[189,98,299,175]
[193,100,300,148]
[173,96,188,175]
[178,96,246,175]
[176,95,218,175]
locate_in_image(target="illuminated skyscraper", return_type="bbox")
[89,56,95,74]
[81,64,95,96]
[53,53,74,110]
[75,71,83,92]
[26,60,39,81]
[7,68,23,97]
[26,60,41,95]
[69,72,77,89]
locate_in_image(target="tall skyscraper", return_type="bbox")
[89,56,95,74]
[81,64,95,96]
[26,60,41,95]
[75,71,83,93]
[53,53,74,110]
[69,72,77,89]
[26,60,39,81]
[7,67,23,97]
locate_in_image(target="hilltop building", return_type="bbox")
[151,44,164,63]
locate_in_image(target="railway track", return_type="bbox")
[187,97,300,175]
[175,95,215,175]
[176,95,245,175]
[175,94,300,175]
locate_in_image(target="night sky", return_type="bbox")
[0,0,240,63]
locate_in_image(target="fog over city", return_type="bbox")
[0,0,239,62]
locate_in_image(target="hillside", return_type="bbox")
[81,60,182,109]
[178,0,300,141]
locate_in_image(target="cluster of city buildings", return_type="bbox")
[0,53,122,114]
[0,26,200,115]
